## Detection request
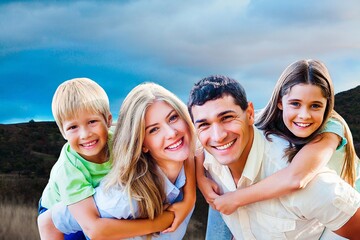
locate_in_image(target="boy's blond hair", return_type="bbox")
[52,78,111,137]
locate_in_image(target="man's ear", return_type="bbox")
[247,102,255,124]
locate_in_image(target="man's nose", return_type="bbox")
[211,123,227,142]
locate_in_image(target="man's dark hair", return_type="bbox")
[187,75,248,120]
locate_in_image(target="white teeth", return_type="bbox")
[167,139,183,149]
[215,140,234,150]
[82,140,96,147]
[295,122,311,127]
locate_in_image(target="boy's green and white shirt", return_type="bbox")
[41,131,113,209]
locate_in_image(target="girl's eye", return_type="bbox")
[169,114,179,122]
[289,102,300,107]
[311,104,322,109]
[89,120,97,124]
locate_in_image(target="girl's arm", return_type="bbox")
[68,197,174,240]
[195,150,221,207]
[163,155,197,233]
[213,132,340,215]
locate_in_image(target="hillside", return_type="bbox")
[0,86,360,175]
[334,85,360,149]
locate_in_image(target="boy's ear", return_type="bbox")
[107,114,113,128]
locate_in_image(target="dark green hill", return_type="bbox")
[0,121,65,176]
[334,85,360,152]
[0,85,359,176]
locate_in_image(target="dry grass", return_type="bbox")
[0,202,39,240]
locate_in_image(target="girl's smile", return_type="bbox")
[278,84,327,138]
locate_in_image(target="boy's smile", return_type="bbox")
[62,109,111,163]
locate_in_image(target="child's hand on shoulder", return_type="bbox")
[213,191,239,215]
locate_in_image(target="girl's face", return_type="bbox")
[142,100,191,165]
[278,83,327,138]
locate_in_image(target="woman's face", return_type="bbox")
[142,100,191,165]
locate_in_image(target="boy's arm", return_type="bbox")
[195,150,221,207]
[213,132,339,215]
[163,154,196,233]
[37,210,63,240]
[68,196,174,239]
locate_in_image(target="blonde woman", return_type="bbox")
[51,82,196,239]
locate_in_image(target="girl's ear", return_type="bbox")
[277,101,283,110]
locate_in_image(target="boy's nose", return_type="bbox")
[80,127,92,139]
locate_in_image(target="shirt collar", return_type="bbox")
[158,165,186,202]
[203,126,266,186]
[240,126,266,185]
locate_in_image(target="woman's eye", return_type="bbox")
[149,127,159,134]
[169,114,179,122]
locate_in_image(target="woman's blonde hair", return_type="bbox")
[256,59,358,186]
[104,82,195,219]
[52,78,111,137]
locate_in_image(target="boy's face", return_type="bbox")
[62,109,112,163]
[191,95,254,168]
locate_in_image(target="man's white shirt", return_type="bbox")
[203,126,360,240]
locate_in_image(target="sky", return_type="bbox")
[1,0,360,124]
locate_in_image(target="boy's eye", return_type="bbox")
[67,125,77,131]
[89,120,98,124]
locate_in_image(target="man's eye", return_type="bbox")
[222,115,234,121]
[197,123,209,129]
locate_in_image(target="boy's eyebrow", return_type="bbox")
[194,110,236,124]
[145,109,176,130]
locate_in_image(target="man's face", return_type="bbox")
[191,95,254,168]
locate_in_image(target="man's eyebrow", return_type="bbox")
[194,110,236,124]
